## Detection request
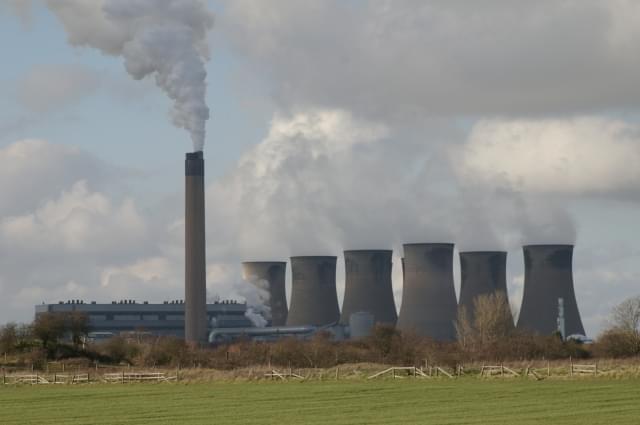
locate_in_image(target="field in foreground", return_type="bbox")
[1,379,639,425]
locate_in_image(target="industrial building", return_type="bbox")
[458,251,512,323]
[397,243,458,341]
[35,300,252,339]
[287,256,341,326]
[517,244,585,336]
[340,250,397,326]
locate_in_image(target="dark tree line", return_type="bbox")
[1,312,90,360]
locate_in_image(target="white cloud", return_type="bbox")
[455,117,640,198]
[0,181,147,254]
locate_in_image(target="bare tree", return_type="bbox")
[473,291,514,346]
[456,291,514,353]
[611,296,640,334]
[455,306,474,350]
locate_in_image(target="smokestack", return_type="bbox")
[185,151,207,344]
[517,244,585,336]
[397,243,457,341]
[241,261,288,326]
[286,256,340,326]
[459,251,511,323]
[340,250,397,326]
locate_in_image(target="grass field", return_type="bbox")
[1,379,639,424]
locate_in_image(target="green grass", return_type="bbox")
[1,379,639,424]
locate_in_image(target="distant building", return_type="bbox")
[35,299,253,339]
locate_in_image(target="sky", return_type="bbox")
[1,0,640,337]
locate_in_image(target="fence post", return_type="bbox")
[547,360,550,377]
[2,368,5,385]
[569,357,573,377]
[122,370,125,384]
[595,361,598,376]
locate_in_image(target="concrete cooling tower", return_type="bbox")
[340,250,398,326]
[517,244,585,336]
[241,261,288,326]
[459,251,511,322]
[286,256,340,326]
[397,243,457,341]
[185,151,207,345]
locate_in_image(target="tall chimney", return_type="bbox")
[340,250,397,326]
[185,151,207,344]
[286,256,340,326]
[242,261,288,326]
[517,244,585,336]
[397,243,457,341]
[459,251,511,323]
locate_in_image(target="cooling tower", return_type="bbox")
[517,244,585,336]
[286,256,340,326]
[459,251,511,322]
[397,243,457,341]
[241,261,288,326]
[340,250,398,326]
[185,151,207,345]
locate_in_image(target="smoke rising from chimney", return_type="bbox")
[47,0,213,151]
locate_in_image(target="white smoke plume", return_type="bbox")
[238,278,271,328]
[46,0,214,151]
[206,263,271,328]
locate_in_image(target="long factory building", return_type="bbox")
[34,299,253,339]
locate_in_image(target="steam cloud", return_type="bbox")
[47,0,214,151]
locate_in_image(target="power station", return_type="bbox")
[286,256,341,326]
[340,250,397,326]
[177,150,590,344]
[241,261,288,326]
[459,251,511,323]
[517,244,585,336]
[396,243,458,341]
[38,237,589,344]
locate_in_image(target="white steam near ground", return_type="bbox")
[46,0,214,151]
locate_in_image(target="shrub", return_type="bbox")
[98,336,140,364]
[593,329,640,358]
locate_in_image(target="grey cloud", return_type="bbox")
[17,64,101,113]
[2,0,34,27]
[0,140,172,324]
[0,139,113,217]
[222,0,640,120]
